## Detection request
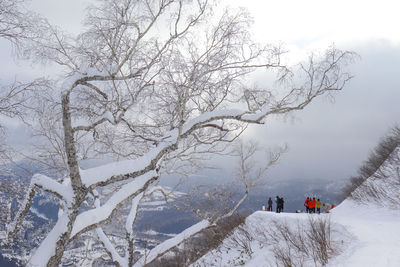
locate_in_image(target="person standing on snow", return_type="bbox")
[275,196,280,213]
[304,197,310,213]
[309,197,316,213]
[268,197,273,212]
[280,197,284,213]
[316,198,322,214]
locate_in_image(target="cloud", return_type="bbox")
[232,0,400,46]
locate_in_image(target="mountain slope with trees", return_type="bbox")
[340,125,400,206]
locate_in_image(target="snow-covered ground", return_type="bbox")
[327,200,400,267]
[192,200,400,267]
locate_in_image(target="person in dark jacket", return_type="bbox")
[268,197,273,212]
[275,196,284,213]
[280,197,284,213]
[275,196,280,213]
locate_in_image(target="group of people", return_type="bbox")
[303,197,335,213]
[263,196,335,214]
[267,196,284,213]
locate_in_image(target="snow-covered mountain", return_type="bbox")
[191,147,400,267]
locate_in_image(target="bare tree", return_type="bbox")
[0,0,39,44]
[4,0,356,266]
[0,0,47,114]
[0,0,50,158]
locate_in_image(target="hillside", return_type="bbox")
[192,201,400,267]
[192,147,400,267]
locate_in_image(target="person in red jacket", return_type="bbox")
[304,197,310,213]
[309,197,316,213]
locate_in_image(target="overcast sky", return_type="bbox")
[235,0,400,182]
[1,0,399,185]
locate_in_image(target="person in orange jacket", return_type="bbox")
[316,198,323,214]
[304,197,310,213]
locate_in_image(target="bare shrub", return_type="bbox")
[267,219,307,267]
[266,216,337,267]
[225,224,254,257]
[306,216,334,266]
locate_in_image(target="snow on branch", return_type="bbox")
[79,109,260,188]
[7,173,71,242]
[27,212,70,267]
[80,141,171,187]
[133,220,210,267]
[95,227,128,267]
[71,170,159,238]
[90,189,130,267]
[125,192,144,240]
[31,173,73,203]
[6,183,36,242]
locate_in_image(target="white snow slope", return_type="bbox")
[192,202,400,267]
[328,200,400,267]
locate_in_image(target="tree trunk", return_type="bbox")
[36,93,88,266]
